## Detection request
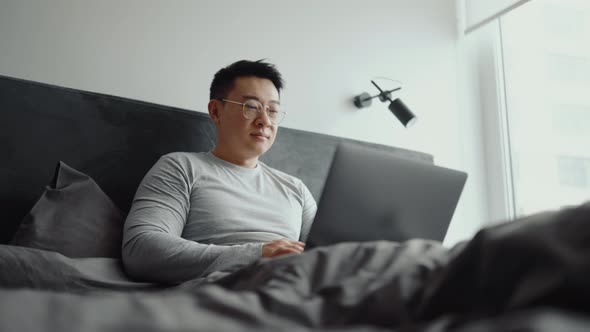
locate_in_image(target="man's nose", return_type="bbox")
[255,108,272,127]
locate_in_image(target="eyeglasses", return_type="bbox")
[219,98,286,125]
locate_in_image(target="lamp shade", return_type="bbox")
[388,98,416,127]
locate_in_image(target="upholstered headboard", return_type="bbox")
[0,75,433,243]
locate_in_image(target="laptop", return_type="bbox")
[306,143,467,247]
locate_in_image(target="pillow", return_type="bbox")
[11,161,124,258]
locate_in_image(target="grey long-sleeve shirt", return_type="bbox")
[122,152,317,283]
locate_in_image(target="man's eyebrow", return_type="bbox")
[242,95,280,105]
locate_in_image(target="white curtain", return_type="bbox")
[460,0,533,34]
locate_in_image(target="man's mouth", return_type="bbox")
[251,133,269,139]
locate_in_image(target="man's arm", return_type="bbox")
[298,182,318,243]
[122,155,263,284]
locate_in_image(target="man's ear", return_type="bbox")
[208,99,221,125]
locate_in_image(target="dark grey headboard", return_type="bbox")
[0,75,432,243]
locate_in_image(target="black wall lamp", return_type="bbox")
[353,80,417,127]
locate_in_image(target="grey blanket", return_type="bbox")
[1,203,589,331]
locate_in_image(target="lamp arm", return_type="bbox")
[370,80,386,94]
[358,84,402,102]
[361,87,402,101]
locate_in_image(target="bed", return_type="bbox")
[1,74,589,331]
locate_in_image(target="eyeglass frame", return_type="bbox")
[218,98,287,125]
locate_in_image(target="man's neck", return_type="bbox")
[211,147,258,169]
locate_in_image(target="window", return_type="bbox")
[552,105,590,135]
[557,156,590,188]
[500,0,590,216]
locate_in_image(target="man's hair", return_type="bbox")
[209,59,284,100]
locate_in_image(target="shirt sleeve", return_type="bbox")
[298,181,318,243]
[122,155,263,284]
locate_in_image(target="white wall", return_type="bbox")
[0,0,490,245]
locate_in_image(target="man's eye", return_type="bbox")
[246,105,258,110]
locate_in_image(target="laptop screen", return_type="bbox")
[306,143,467,247]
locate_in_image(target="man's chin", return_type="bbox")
[256,146,271,156]
[248,143,271,157]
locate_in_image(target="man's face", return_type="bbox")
[213,76,280,160]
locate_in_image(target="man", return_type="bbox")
[122,60,317,283]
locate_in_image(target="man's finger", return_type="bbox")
[283,245,302,252]
[290,241,305,248]
[275,247,301,256]
[284,242,303,250]
[291,243,304,251]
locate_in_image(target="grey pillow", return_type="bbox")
[11,161,124,258]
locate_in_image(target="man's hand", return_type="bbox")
[262,239,305,258]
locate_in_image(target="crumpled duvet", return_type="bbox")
[1,202,589,331]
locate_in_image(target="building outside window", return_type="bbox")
[500,0,590,216]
